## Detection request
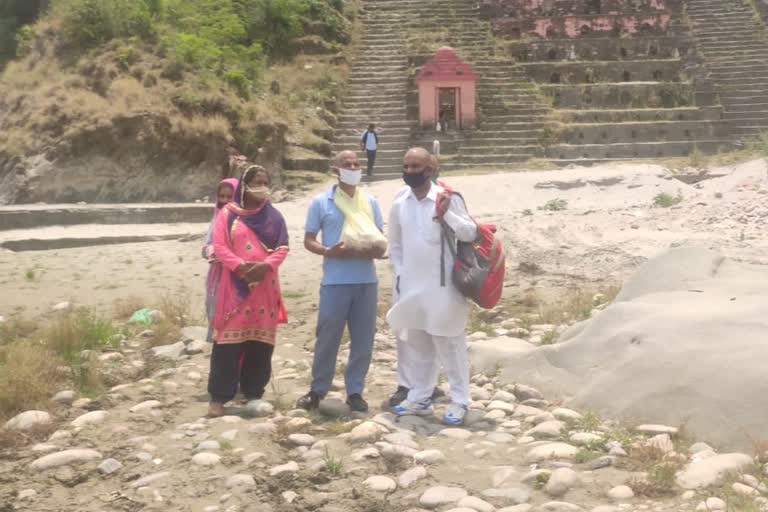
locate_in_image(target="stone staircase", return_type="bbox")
[333,0,552,179]
[685,0,768,137]
[331,3,413,180]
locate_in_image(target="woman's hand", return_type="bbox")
[243,262,271,283]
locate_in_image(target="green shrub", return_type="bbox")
[652,191,683,208]
[44,307,119,363]
[224,69,250,98]
[56,0,156,47]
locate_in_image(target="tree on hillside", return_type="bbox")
[0,0,49,64]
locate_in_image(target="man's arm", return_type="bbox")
[442,194,477,242]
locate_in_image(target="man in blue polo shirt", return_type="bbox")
[296,150,385,412]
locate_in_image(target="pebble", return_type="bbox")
[184,340,207,355]
[97,458,123,475]
[284,417,311,433]
[481,487,530,504]
[420,486,468,508]
[440,428,472,440]
[538,502,581,511]
[486,400,515,414]
[570,432,602,446]
[607,485,634,499]
[72,398,93,409]
[634,424,678,436]
[526,420,565,438]
[226,474,255,488]
[457,496,495,512]
[269,461,299,476]
[246,400,274,417]
[249,423,277,435]
[282,490,298,503]
[129,400,162,413]
[31,449,102,471]
[545,468,580,497]
[318,399,351,416]
[17,489,37,500]
[288,433,316,446]
[526,443,580,462]
[130,471,171,488]
[242,452,265,465]
[414,449,445,464]
[5,411,52,430]
[192,453,221,466]
[696,497,726,510]
[196,441,220,452]
[552,408,582,421]
[486,432,516,444]
[676,453,753,488]
[70,410,107,428]
[364,475,397,492]
[352,447,380,461]
[221,429,238,441]
[513,384,543,401]
[492,390,517,402]
[349,421,383,443]
[732,482,759,497]
[398,466,427,488]
[52,390,76,405]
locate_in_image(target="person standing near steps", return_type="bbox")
[360,123,380,177]
[387,147,476,425]
[296,150,386,413]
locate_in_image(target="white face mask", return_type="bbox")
[245,185,270,201]
[338,168,362,186]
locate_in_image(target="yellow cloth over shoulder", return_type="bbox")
[334,187,388,252]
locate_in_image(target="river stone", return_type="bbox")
[192,453,221,466]
[487,432,516,444]
[129,400,162,413]
[288,433,316,446]
[184,340,207,355]
[513,384,543,401]
[481,487,531,504]
[414,449,445,464]
[246,399,274,417]
[676,453,753,489]
[552,408,582,421]
[526,443,579,462]
[457,496,495,512]
[130,471,171,488]
[195,440,220,452]
[538,502,582,511]
[399,466,427,488]
[269,461,299,476]
[31,449,102,471]
[5,411,52,430]
[635,424,678,436]
[151,341,185,360]
[349,422,383,443]
[226,474,255,488]
[440,428,473,440]
[364,476,397,492]
[570,432,602,446]
[71,410,107,428]
[607,485,634,500]
[526,420,565,438]
[545,468,580,497]
[486,401,515,414]
[318,399,351,417]
[97,458,123,475]
[52,390,75,405]
[419,486,468,509]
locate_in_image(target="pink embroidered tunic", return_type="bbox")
[211,202,289,345]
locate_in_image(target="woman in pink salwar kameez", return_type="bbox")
[207,165,289,417]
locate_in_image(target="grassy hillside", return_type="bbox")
[0,0,356,203]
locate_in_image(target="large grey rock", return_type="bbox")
[181,326,208,342]
[5,411,51,430]
[98,458,123,475]
[470,248,768,449]
[363,476,396,492]
[545,468,580,497]
[676,453,754,489]
[31,449,102,471]
[151,342,185,360]
[526,443,579,462]
[398,466,427,488]
[481,487,531,504]
[318,399,351,417]
[184,340,207,355]
[52,390,75,405]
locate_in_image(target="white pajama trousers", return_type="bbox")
[400,329,470,406]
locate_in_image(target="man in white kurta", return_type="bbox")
[387,148,477,425]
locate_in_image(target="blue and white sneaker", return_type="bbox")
[392,399,433,416]
[442,403,468,425]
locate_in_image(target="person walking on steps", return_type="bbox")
[360,123,380,177]
[296,150,387,413]
[387,147,477,425]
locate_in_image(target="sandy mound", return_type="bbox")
[470,247,768,449]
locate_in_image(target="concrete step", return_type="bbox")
[0,223,209,252]
[0,203,213,230]
[547,139,737,160]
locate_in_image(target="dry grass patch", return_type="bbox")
[112,295,145,320]
[0,342,63,421]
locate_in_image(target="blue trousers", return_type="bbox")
[311,283,378,396]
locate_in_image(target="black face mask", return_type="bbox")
[403,170,428,188]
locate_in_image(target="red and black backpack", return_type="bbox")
[436,181,505,309]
